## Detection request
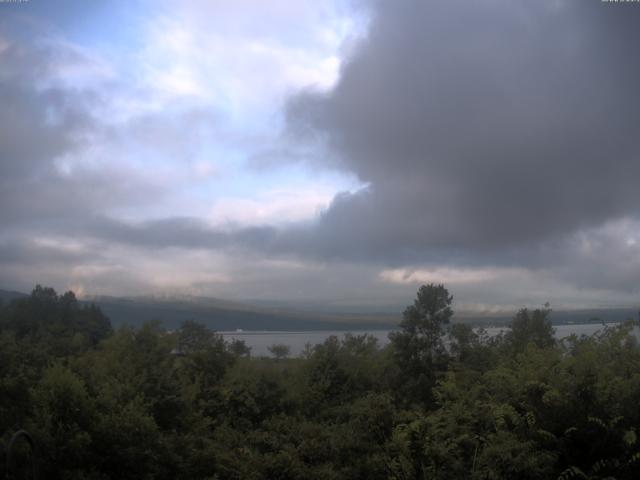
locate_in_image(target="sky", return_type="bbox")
[1,0,640,313]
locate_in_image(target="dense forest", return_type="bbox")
[1,285,639,479]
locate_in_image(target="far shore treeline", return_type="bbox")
[1,284,640,479]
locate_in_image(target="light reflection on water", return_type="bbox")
[220,323,637,357]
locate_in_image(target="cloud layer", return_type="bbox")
[2,0,640,309]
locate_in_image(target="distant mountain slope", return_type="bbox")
[2,287,637,331]
[76,297,640,331]
[0,289,28,304]
[86,295,399,331]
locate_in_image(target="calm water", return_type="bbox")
[221,323,636,357]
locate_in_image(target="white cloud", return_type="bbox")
[208,186,336,226]
[32,237,90,255]
[134,0,365,123]
[379,267,504,285]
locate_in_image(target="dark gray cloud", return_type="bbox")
[287,0,640,261]
[548,219,640,293]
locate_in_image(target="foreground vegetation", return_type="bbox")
[1,285,639,479]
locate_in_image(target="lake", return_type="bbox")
[220,322,637,357]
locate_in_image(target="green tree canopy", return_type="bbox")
[506,305,555,353]
[389,284,453,405]
[268,343,291,360]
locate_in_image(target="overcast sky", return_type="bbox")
[1,0,640,312]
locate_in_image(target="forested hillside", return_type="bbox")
[1,285,639,479]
